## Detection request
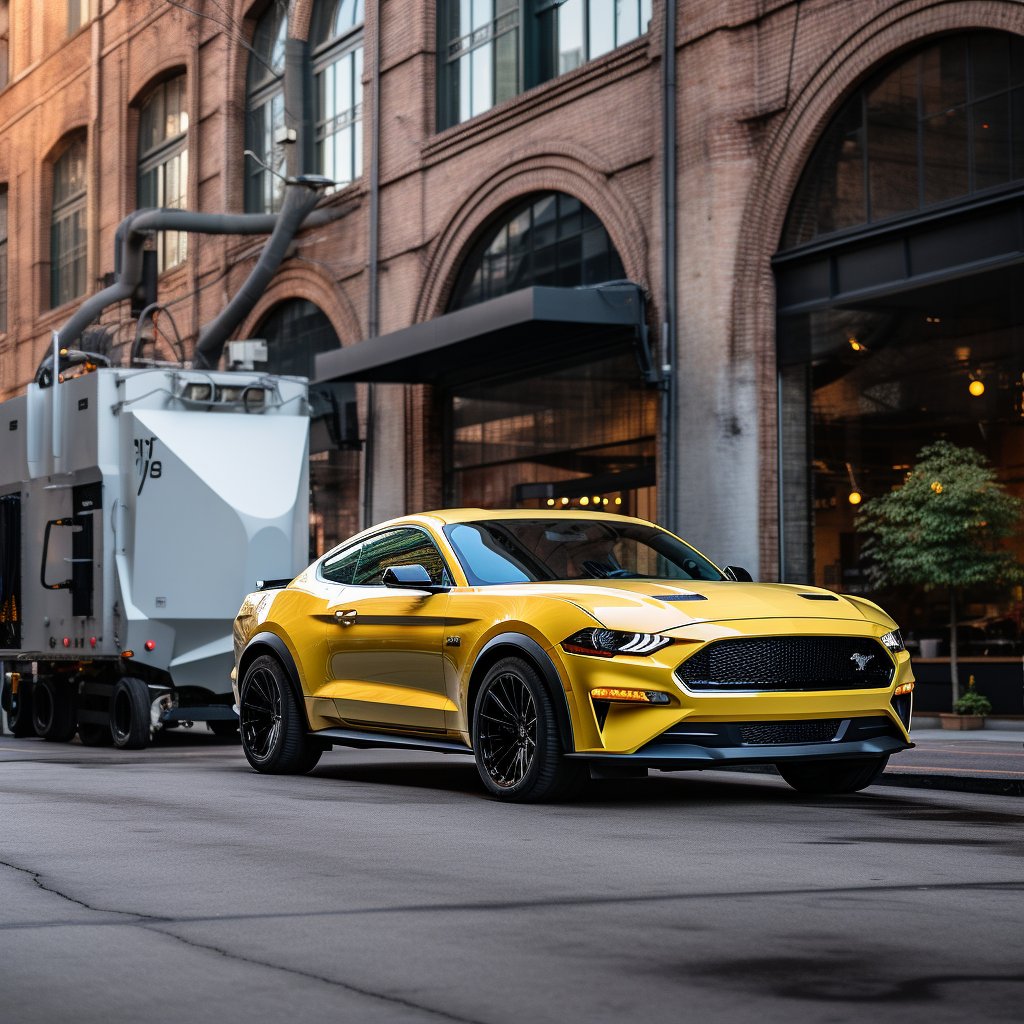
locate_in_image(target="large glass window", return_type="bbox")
[245,3,288,214]
[0,2,10,91]
[556,0,652,74]
[312,0,364,190]
[437,0,652,130]
[450,192,625,309]
[67,0,83,35]
[777,31,1024,712]
[50,136,87,309]
[138,75,189,273]
[783,32,1024,249]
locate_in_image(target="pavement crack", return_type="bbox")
[140,923,491,1024]
[0,858,168,924]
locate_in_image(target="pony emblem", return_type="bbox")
[850,652,875,672]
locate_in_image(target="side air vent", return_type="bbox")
[798,593,839,601]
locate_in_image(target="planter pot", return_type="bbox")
[939,713,985,730]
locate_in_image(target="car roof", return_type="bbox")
[411,508,664,528]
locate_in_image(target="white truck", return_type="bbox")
[0,362,309,747]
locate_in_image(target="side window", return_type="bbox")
[351,529,452,586]
[321,541,362,584]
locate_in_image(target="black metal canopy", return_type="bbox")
[313,283,654,388]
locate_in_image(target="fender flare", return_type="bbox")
[238,631,307,723]
[472,632,575,752]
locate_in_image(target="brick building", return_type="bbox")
[4,1,1024,675]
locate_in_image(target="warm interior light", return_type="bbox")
[848,491,862,505]
[580,496,589,505]
[614,497,622,505]
[561,497,569,505]
[848,338,862,351]
[593,496,600,504]
[602,498,609,505]
[591,687,671,705]
[145,640,156,651]
[546,498,555,506]
[969,380,985,396]
[894,682,915,695]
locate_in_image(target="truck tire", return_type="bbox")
[239,654,321,774]
[110,677,151,749]
[8,678,35,737]
[31,679,77,743]
[78,721,112,746]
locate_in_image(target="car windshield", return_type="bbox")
[443,519,725,586]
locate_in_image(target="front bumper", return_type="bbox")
[566,715,912,770]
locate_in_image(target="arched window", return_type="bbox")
[311,0,364,189]
[51,135,88,309]
[138,74,189,272]
[449,192,625,309]
[783,31,1024,249]
[245,3,288,214]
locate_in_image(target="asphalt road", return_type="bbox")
[1,731,1023,1024]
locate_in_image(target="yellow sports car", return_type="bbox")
[232,509,914,801]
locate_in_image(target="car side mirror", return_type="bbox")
[381,564,449,592]
[724,565,753,582]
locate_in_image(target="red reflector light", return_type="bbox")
[62,637,70,647]
[121,650,134,658]
[145,640,155,651]
[90,637,96,647]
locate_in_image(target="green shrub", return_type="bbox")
[953,688,992,717]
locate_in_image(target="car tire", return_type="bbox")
[31,678,77,743]
[776,755,889,795]
[110,677,151,750]
[472,656,587,803]
[239,654,321,774]
[8,677,36,737]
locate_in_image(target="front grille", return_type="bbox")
[739,720,842,745]
[675,636,894,692]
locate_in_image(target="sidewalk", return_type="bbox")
[878,728,1024,797]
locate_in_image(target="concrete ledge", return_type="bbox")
[874,772,1024,798]
[912,715,1024,731]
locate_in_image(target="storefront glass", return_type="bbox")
[777,32,1024,702]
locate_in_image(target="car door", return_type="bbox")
[321,527,454,733]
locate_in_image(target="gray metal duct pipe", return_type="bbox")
[192,178,326,368]
[285,36,314,175]
[58,179,335,360]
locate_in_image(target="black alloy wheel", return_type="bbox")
[776,755,890,795]
[110,677,151,750]
[31,678,77,742]
[239,655,321,774]
[472,656,587,803]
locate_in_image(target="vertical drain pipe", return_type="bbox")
[362,0,382,529]
[660,0,678,535]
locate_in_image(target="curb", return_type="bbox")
[874,772,1024,798]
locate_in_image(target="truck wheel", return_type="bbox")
[8,678,35,737]
[471,656,588,803]
[110,677,151,750]
[776,755,889,795]
[239,655,320,774]
[31,679,77,743]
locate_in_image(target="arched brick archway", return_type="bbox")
[732,1,1024,579]
[416,144,650,324]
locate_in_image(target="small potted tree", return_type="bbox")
[855,440,1022,715]
[947,675,993,730]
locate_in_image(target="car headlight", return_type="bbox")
[880,629,905,653]
[561,628,672,657]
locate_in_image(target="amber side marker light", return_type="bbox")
[121,650,134,659]
[894,682,914,695]
[591,687,671,705]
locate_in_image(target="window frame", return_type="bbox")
[244,3,288,214]
[311,3,365,190]
[317,526,454,587]
[137,75,190,273]
[50,136,88,310]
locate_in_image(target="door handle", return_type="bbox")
[334,609,358,626]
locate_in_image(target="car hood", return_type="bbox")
[508,580,897,633]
